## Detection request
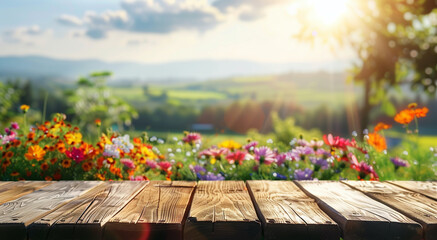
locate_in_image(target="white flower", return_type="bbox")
[267,139,273,144]
[352,131,358,137]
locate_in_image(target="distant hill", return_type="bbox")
[0,55,351,81]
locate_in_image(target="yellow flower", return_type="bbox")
[20,104,30,113]
[64,132,82,145]
[24,145,46,161]
[218,140,242,151]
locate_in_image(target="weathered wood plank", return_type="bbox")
[184,181,261,240]
[296,181,422,240]
[28,182,107,240]
[0,181,100,240]
[344,181,437,240]
[247,180,339,240]
[388,181,437,201]
[104,181,196,240]
[0,181,52,205]
[36,181,146,240]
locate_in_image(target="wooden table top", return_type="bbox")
[0,180,435,240]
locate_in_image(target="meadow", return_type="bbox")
[1,103,435,182]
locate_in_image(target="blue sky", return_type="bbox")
[0,0,353,65]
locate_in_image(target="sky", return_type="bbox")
[0,0,354,65]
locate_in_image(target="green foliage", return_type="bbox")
[270,112,321,146]
[66,71,138,132]
[0,82,20,123]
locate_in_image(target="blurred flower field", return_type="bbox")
[1,104,436,181]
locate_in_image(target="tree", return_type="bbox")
[66,72,138,132]
[295,0,437,131]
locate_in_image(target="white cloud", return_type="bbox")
[1,25,50,44]
[57,14,83,26]
[58,0,225,39]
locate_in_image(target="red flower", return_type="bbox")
[226,151,247,165]
[65,147,86,163]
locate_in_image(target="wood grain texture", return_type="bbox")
[344,181,437,240]
[28,182,106,240]
[104,181,196,240]
[296,181,422,240]
[42,181,147,240]
[184,181,261,240]
[0,181,52,205]
[0,181,100,240]
[388,181,437,201]
[247,180,339,240]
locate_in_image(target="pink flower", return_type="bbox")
[158,161,172,171]
[183,132,201,145]
[146,160,158,169]
[323,134,352,150]
[254,146,276,165]
[199,147,228,159]
[120,158,136,169]
[130,175,148,181]
[243,141,258,151]
[11,122,19,130]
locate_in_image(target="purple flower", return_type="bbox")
[390,157,410,168]
[204,172,225,181]
[294,168,313,180]
[11,122,19,130]
[244,141,258,151]
[273,172,287,180]
[316,148,331,157]
[192,165,206,174]
[254,146,276,165]
[197,172,225,181]
[310,157,329,170]
[290,146,314,161]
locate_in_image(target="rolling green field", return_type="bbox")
[110,72,362,109]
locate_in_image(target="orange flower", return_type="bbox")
[367,132,387,152]
[41,163,49,171]
[24,145,46,161]
[394,109,415,125]
[45,176,52,181]
[82,162,92,172]
[414,107,428,118]
[95,119,101,127]
[20,104,30,113]
[50,158,58,164]
[55,142,66,153]
[61,159,72,168]
[96,173,106,181]
[12,140,21,147]
[10,171,19,177]
[2,159,11,168]
[5,151,13,159]
[374,122,392,132]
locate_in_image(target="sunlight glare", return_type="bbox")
[313,0,349,25]
[290,0,350,27]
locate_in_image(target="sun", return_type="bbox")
[288,0,351,27]
[311,0,350,25]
